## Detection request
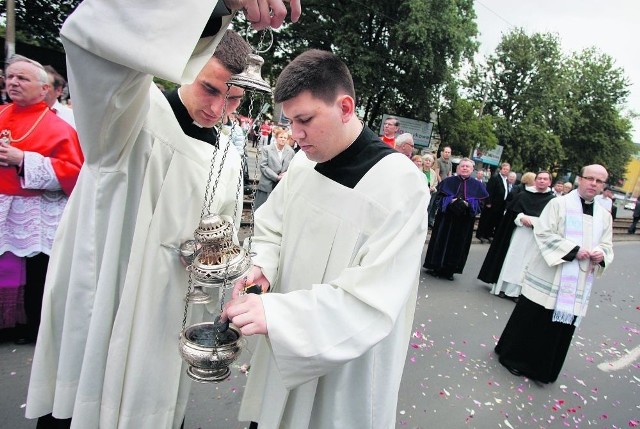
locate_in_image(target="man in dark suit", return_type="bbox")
[476,162,511,243]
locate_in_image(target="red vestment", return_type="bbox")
[0,101,83,197]
[381,135,395,148]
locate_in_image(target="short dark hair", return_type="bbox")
[212,30,252,75]
[385,116,399,126]
[535,170,551,180]
[274,49,355,104]
[43,65,66,90]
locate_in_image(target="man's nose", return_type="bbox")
[291,126,304,139]
[210,97,227,115]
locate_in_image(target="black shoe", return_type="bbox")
[506,366,523,377]
[439,272,454,281]
[478,238,485,244]
[14,336,35,345]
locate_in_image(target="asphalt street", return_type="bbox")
[1,241,638,429]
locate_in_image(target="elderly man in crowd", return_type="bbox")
[395,132,415,158]
[0,55,83,344]
[423,158,488,281]
[563,181,574,195]
[507,171,517,192]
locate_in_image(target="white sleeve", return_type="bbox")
[60,0,231,166]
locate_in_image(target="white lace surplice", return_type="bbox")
[0,151,66,257]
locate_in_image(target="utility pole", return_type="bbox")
[5,0,16,67]
[469,76,490,160]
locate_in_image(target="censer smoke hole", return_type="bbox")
[188,325,238,346]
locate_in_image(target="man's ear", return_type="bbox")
[337,95,355,123]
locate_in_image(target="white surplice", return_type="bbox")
[521,193,614,317]
[239,152,429,429]
[26,2,240,428]
[491,213,540,298]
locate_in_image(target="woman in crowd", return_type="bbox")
[254,127,295,209]
[421,153,438,226]
[411,154,423,170]
[422,153,438,194]
[506,171,535,202]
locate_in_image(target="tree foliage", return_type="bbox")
[560,48,635,182]
[237,0,478,130]
[470,30,567,172]
[438,95,497,157]
[5,0,478,133]
[466,29,634,180]
[0,0,81,51]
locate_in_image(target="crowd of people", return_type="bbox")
[0,0,632,428]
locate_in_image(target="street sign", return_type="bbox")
[472,145,503,166]
[380,114,433,148]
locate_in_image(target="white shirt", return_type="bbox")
[500,174,508,199]
[52,100,76,129]
[595,194,613,212]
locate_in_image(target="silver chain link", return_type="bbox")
[185,87,233,330]
[181,67,269,362]
[181,270,194,331]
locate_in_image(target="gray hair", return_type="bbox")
[458,157,475,167]
[422,153,434,163]
[7,54,48,84]
[395,133,414,146]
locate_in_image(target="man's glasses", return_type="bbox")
[579,176,606,185]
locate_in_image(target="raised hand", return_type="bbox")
[224,0,302,30]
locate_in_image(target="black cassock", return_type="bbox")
[423,175,488,276]
[477,188,555,284]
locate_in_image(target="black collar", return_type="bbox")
[164,89,217,146]
[314,127,396,188]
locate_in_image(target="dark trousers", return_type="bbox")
[629,216,640,234]
[17,253,49,340]
[427,194,440,227]
[37,414,186,428]
[476,205,504,239]
[36,414,71,429]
